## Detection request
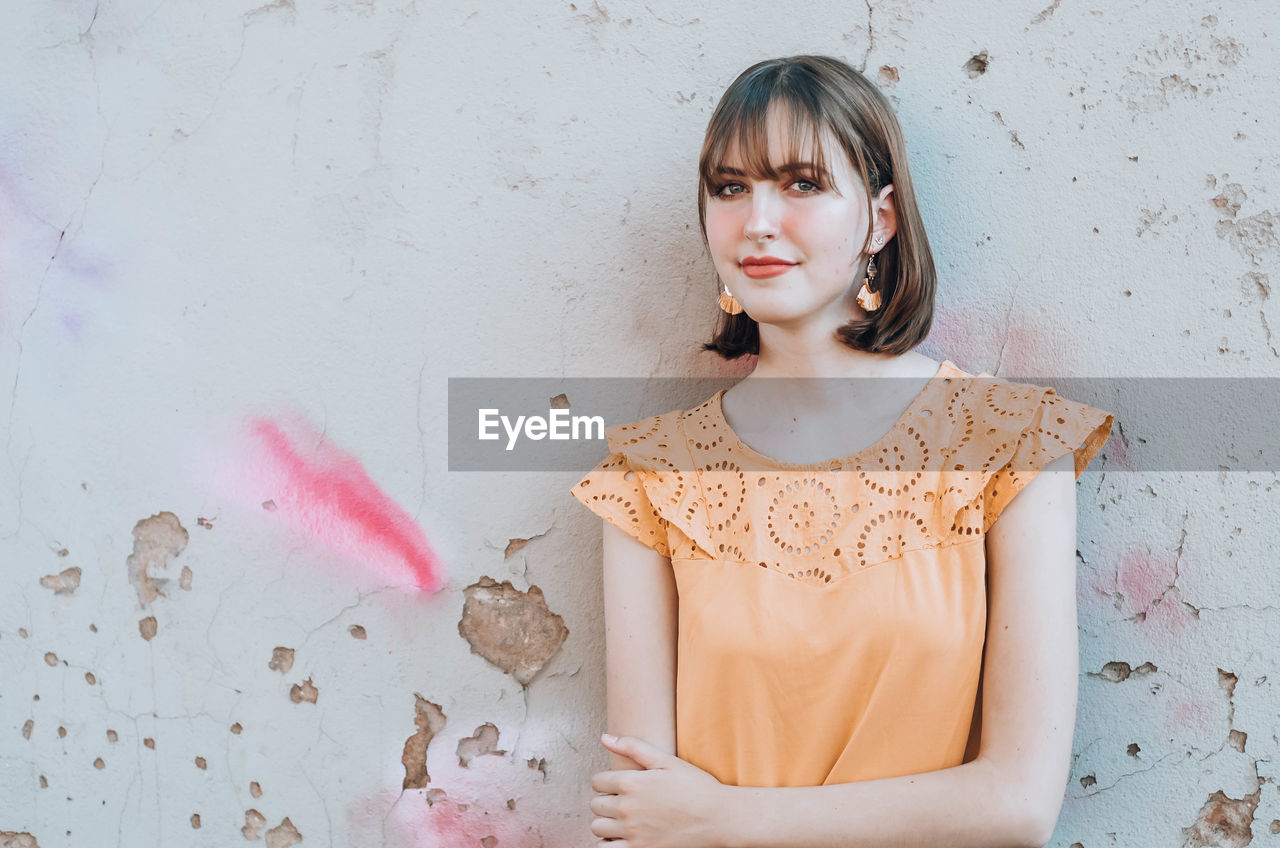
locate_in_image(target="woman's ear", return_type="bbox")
[872,184,898,248]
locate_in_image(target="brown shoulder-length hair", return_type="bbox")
[698,55,936,359]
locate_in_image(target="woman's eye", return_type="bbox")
[711,179,819,197]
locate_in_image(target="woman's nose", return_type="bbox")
[743,187,782,242]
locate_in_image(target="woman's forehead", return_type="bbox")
[716,117,849,176]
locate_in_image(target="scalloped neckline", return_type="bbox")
[710,359,957,470]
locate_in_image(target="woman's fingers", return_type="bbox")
[590,793,621,817]
[590,815,626,840]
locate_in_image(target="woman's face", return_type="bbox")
[703,104,889,328]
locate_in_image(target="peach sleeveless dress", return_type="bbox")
[569,359,1114,788]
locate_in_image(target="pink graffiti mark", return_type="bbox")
[1112,544,1192,640]
[346,785,540,848]
[246,414,445,592]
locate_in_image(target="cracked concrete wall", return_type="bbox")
[0,1,1277,846]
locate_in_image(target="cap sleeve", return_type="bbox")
[980,388,1115,533]
[569,450,672,558]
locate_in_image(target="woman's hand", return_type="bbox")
[589,734,732,848]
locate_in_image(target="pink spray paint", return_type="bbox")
[227,412,446,592]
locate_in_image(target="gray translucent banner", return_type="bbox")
[447,376,1280,472]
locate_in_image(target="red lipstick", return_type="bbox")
[740,255,797,279]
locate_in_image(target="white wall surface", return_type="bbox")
[2,0,1278,845]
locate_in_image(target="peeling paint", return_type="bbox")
[401,694,446,789]
[126,512,189,606]
[194,756,207,770]
[527,756,547,779]
[0,833,40,848]
[264,817,302,848]
[1029,0,1060,25]
[138,616,157,640]
[458,577,569,686]
[1092,660,1157,682]
[230,723,243,735]
[1182,787,1260,847]
[269,646,295,674]
[1211,181,1277,268]
[347,624,366,639]
[42,652,57,667]
[22,719,33,739]
[93,758,104,770]
[84,672,95,685]
[190,814,201,829]
[457,723,507,766]
[242,809,267,840]
[106,730,117,742]
[963,51,989,78]
[143,738,154,749]
[38,566,81,594]
[289,678,318,704]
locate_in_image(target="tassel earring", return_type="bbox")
[718,285,744,315]
[855,250,882,312]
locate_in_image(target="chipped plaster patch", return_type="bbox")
[1182,787,1260,847]
[963,51,989,78]
[242,809,267,840]
[39,567,81,594]
[288,678,318,704]
[269,647,295,674]
[126,512,189,606]
[458,577,569,686]
[264,817,301,848]
[457,723,507,766]
[401,694,446,789]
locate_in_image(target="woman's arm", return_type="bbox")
[712,452,1081,848]
[600,520,679,770]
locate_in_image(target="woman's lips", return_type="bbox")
[741,262,796,279]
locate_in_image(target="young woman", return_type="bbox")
[570,55,1113,848]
